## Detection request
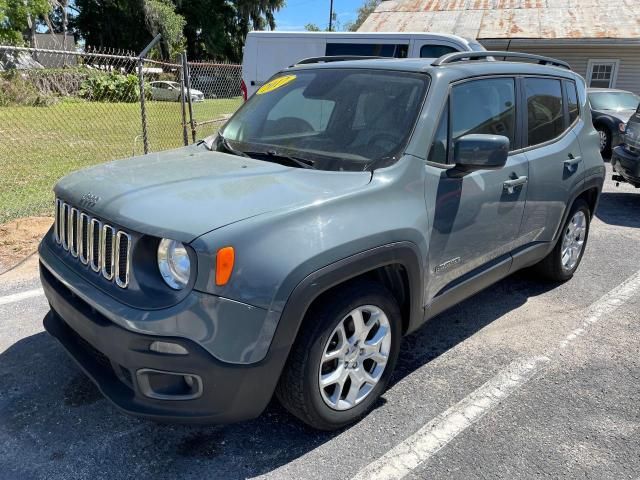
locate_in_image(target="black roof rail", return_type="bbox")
[432,51,571,70]
[291,55,386,67]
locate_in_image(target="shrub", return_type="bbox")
[80,72,149,103]
[0,71,55,106]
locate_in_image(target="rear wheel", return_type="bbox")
[531,199,591,282]
[276,280,401,430]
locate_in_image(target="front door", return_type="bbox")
[424,77,529,300]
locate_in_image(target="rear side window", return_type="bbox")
[325,43,408,58]
[565,81,579,125]
[420,45,458,58]
[451,77,517,147]
[525,78,565,146]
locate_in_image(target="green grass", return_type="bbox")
[0,97,242,223]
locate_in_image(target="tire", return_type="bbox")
[531,199,591,282]
[596,126,612,158]
[275,280,402,430]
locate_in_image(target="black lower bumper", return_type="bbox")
[41,262,281,424]
[611,146,640,187]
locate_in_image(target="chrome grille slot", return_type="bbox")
[54,198,131,289]
[69,208,79,257]
[62,203,69,250]
[90,218,102,272]
[102,225,115,280]
[79,213,90,264]
[54,199,62,244]
[115,232,131,288]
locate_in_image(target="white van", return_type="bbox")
[241,31,485,99]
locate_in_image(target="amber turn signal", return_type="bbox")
[215,246,235,286]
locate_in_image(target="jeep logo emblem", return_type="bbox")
[79,192,100,209]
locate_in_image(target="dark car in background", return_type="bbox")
[611,106,640,188]
[588,88,640,157]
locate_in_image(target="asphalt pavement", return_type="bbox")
[1,164,639,480]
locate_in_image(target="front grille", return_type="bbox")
[54,198,131,288]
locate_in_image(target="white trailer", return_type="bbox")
[241,31,485,98]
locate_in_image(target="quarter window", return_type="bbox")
[427,101,449,164]
[565,81,579,125]
[451,77,516,147]
[525,78,565,146]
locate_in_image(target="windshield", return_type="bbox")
[220,68,429,171]
[589,91,640,111]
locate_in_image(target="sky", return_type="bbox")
[274,0,365,31]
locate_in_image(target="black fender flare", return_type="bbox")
[255,242,425,403]
[592,114,619,134]
[552,174,604,244]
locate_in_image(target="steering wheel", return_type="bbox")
[368,132,402,152]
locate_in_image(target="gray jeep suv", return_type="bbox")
[40,52,604,430]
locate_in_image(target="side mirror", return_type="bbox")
[453,134,509,171]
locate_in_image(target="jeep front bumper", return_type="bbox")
[40,259,286,424]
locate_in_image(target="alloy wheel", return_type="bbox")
[318,305,392,411]
[598,130,608,152]
[561,210,587,271]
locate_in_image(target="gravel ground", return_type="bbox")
[1,164,639,480]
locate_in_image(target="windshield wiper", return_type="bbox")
[204,135,315,169]
[250,150,316,169]
[217,134,250,158]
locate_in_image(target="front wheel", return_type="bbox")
[276,280,401,430]
[597,126,612,158]
[531,199,591,282]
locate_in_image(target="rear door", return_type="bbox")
[424,76,529,299]
[519,77,585,244]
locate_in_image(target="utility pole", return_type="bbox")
[329,0,334,31]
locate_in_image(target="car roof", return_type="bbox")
[286,57,580,82]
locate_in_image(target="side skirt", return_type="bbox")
[421,242,550,325]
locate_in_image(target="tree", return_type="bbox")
[346,0,380,32]
[72,0,284,61]
[0,0,51,45]
[143,0,186,57]
[176,0,285,61]
[304,12,337,33]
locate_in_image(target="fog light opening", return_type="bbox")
[136,369,203,401]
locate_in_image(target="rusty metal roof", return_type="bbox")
[359,0,640,39]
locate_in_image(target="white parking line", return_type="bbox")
[351,269,640,480]
[0,288,44,306]
[351,356,550,480]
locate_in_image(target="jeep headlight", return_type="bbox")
[157,238,191,290]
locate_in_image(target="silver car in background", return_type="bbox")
[150,80,204,102]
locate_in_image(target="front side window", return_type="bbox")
[451,77,516,147]
[221,69,429,171]
[420,45,458,58]
[326,43,408,58]
[525,78,565,146]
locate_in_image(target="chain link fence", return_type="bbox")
[0,45,243,224]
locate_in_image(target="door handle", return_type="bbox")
[503,175,528,194]
[564,154,582,172]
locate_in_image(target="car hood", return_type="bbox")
[54,144,372,243]
[596,109,636,123]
